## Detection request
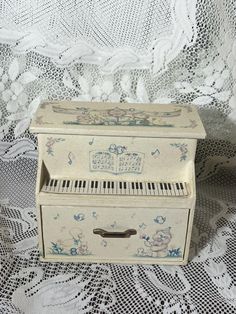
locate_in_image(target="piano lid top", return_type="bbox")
[30,101,206,139]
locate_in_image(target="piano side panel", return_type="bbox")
[36,135,50,259]
[40,135,196,182]
[182,161,197,263]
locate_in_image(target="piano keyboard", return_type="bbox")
[42,179,189,197]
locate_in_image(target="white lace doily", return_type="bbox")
[0,1,236,313]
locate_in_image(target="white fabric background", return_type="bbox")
[0,0,236,313]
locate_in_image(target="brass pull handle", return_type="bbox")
[93,228,137,238]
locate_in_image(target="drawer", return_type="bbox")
[40,206,190,264]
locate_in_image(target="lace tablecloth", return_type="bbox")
[0,1,236,313]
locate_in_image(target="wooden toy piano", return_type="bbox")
[30,101,206,265]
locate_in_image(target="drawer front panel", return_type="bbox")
[41,206,189,262]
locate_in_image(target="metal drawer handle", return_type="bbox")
[93,228,137,238]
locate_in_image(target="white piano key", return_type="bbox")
[184,182,188,196]
[167,183,174,196]
[117,181,121,195]
[53,179,58,192]
[123,182,128,195]
[175,183,181,196]
[137,182,144,195]
[181,182,188,196]
[103,181,109,195]
[121,181,126,195]
[87,180,92,194]
[172,182,178,196]
[47,179,52,192]
[73,180,78,192]
[146,182,152,196]
[156,183,162,196]
[93,180,99,194]
[153,183,159,196]
[136,182,143,196]
[56,179,62,193]
[177,182,184,196]
[161,183,167,196]
[70,180,73,191]
[150,182,157,195]
[130,182,135,195]
[105,181,109,194]
[170,183,176,196]
[109,181,114,194]
[166,183,171,196]
[48,180,53,192]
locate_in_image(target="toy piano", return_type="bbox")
[30,101,206,265]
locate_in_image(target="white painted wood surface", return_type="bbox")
[30,101,206,265]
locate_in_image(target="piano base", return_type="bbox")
[38,204,194,265]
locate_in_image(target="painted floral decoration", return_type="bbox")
[153,216,166,224]
[46,137,65,155]
[168,248,182,257]
[74,213,85,221]
[170,143,188,161]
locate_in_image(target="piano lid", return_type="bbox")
[30,101,206,139]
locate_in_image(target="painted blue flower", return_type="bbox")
[51,242,63,254]
[140,234,150,241]
[74,213,85,221]
[139,223,147,229]
[101,240,107,247]
[70,248,78,256]
[73,238,81,245]
[137,248,145,256]
[168,248,181,257]
[153,216,166,224]
[92,211,97,219]
[110,221,117,228]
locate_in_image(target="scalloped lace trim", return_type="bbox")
[0,0,197,74]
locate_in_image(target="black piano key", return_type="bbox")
[119,182,122,189]
[62,180,66,188]
[46,179,50,186]
[160,183,163,190]
[139,182,143,190]
[54,180,58,187]
[111,181,114,189]
[95,181,98,188]
[180,182,184,189]
[131,182,135,189]
[83,180,86,188]
[168,183,171,190]
[164,183,167,190]
[66,180,70,188]
[124,182,127,189]
[50,179,54,187]
[108,181,110,189]
[79,180,82,188]
[75,180,78,188]
[148,182,151,190]
[176,183,180,190]
[91,181,94,188]
[136,182,139,189]
[103,181,106,189]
